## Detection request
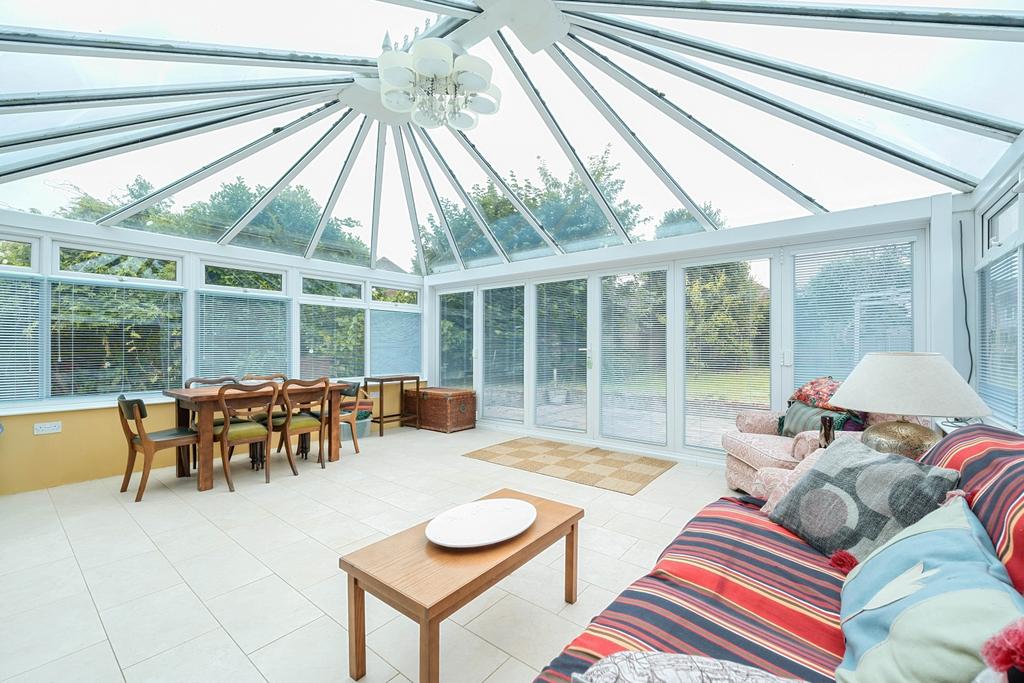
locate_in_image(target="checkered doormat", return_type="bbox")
[463,437,675,495]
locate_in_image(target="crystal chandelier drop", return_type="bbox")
[377,36,501,131]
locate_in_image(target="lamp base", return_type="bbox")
[861,421,940,459]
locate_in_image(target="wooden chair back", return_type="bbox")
[185,375,238,388]
[242,372,287,382]
[116,394,149,443]
[216,382,278,443]
[282,377,330,425]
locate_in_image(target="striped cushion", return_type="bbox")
[918,424,1024,591]
[537,498,844,683]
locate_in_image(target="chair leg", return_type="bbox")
[265,437,273,483]
[191,443,197,470]
[349,418,361,455]
[120,446,137,493]
[221,442,236,492]
[277,432,285,453]
[135,447,155,502]
[317,428,326,469]
[284,432,299,476]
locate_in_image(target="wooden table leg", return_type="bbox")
[174,401,190,478]
[377,380,385,437]
[565,522,578,604]
[197,403,215,492]
[348,575,366,680]
[328,390,340,463]
[419,616,440,683]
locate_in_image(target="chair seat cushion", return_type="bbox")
[250,410,287,422]
[722,432,800,470]
[264,413,322,430]
[212,420,268,440]
[133,426,196,444]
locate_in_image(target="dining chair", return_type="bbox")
[339,383,375,455]
[242,372,288,421]
[117,395,197,502]
[259,377,329,469]
[184,376,243,469]
[214,382,278,491]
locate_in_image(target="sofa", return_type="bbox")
[537,424,1024,682]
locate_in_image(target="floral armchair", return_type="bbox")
[722,410,833,494]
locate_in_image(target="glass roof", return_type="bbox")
[1,1,1021,274]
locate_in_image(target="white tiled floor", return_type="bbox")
[0,427,733,682]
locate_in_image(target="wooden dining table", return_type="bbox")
[163,381,354,492]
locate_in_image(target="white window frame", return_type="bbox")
[369,284,421,309]
[52,240,182,286]
[0,231,40,273]
[300,273,365,303]
[478,281,528,424]
[200,259,287,294]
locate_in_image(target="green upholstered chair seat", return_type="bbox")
[250,410,287,422]
[212,420,269,440]
[266,413,322,430]
[133,426,196,444]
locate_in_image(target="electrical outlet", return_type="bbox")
[33,421,61,435]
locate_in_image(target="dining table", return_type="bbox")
[163,381,354,492]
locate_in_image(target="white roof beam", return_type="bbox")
[391,125,429,275]
[304,116,373,259]
[450,130,564,254]
[0,25,378,71]
[376,0,480,19]
[412,126,510,263]
[369,123,388,268]
[578,28,979,192]
[219,109,359,244]
[0,93,331,184]
[568,12,1022,142]
[493,31,631,243]
[99,100,344,226]
[402,125,467,269]
[547,43,721,230]
[554,1,1024,42]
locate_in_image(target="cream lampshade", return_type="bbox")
[830,352,990,457]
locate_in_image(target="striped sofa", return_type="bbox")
[538,424,1024,683]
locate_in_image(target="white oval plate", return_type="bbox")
[425,499,537,549]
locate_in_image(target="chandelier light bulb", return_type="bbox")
[381,86,415,113]
[411,108,445,129]
[467,83,501,115]
[378,50,415,87]
[453,54,492,93]
[447,110,478,131]
[411,38,453,78]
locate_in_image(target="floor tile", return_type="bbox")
[0,557,87,618]
[0,529,74,576]
[174,544,270,600]
[83,550,183,610]
[0,592,105,679]
[206,575,321,653]
[123,629,262,683]
[558,584,618,627]
[261,537,341,590]
[578,522,638,558]
[483,657,539,683]
[450,586,507,626]
[225,515,306,559]
[465,594,580,671]
[498,560,583,613]
[604,512,681,546]
[6,642,122,683]
[302,573,397,633]
[150,522,234,564]
[575,548,648,594]
[368,617,508,683]
[302,511,378,551]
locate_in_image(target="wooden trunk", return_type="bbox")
[404,387,476,434]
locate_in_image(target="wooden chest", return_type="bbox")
[404,387,476,434]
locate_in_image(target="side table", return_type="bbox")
[363,375,421,437]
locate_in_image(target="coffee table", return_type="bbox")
[339,488,584,682]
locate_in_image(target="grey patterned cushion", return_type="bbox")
[769,437,958,560]
[572,652,803,683]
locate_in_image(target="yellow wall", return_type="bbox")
[0,380,421,495]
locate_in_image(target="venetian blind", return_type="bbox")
[601,271,667,445]
[369,309,421,375]
[0,275,41,401]
[535,278,587,432]
[482,286,525,422]
[439,291,474,388]
[299,304,365,378]
[978,249,1020,428]
[793,242,914,388]
[50,281,183,397]
[196,292,289,378]
[684,261,771,449]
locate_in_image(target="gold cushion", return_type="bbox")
[212,420,269,441]
[251,410,288,422]
[267,413,322,430]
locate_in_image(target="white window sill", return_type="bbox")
[0,394,175,417]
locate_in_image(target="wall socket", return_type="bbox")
[33,421,62,435]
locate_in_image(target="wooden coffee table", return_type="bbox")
[339,488,584,682]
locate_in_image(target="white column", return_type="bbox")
[928,193,958,367]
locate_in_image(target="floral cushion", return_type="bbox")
[721,432,801,470]
[789,377,847,413]
[757,449,825,515]
[573,652,803,683]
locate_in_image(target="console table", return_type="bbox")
[362,375,421,437]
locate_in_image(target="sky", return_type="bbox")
[0,0,1021,273]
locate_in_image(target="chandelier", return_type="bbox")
[377,37,501,131]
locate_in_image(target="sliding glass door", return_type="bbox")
[535,278,588,431]
[482,286,525,422]
[438,290,473,388]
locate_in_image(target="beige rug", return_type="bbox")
[464,437,675,495]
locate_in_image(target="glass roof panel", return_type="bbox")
[464,38,620,253]
[506,34,709,241]
[0,104,325,220]
[0,99,234,139]
[231,114,364,256]
[312,122,378,268]
[422,129,554,261]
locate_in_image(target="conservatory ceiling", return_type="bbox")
[0,0,1022,275]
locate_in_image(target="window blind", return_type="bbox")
[50,281,183,397]
[300,304,365,379]
[369,309,421,375]
[0,276,41,401]
[482,286,524,422]
[793,242,913,388]
[978,249,1020,428]
[601,271,667,445]
[439,291,474,388]
[535,279,587,431]
[684,260,771,449]
[196,292,289,378]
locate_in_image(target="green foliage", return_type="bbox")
[371,287,418,305]
[439,291,473,387]
[299,304,365,378]
[303,277,362,299]
[204,265,282,290]
[59,247,177,281]
[685,261,770,371]
[0,239,32,267]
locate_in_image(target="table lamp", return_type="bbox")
[829,352,990,458]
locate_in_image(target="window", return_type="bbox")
[302,277,362,299]
[601,271,668,445]
[987,196,1020,252]
[684,260,771,449]
[439,291,473,388]
[0,275,42,401]
[371,286,418,305]
[978,249,1020,429]
[369,309,421,375]
[197,292,289,377]
[50,282,183,397]
[793,242,914,387]
[204,265,282,291]
[300,304,365,378]
[535,278,588,431]
[0,239,32,268]
[59,246,176,281]
[482,286,525,422]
